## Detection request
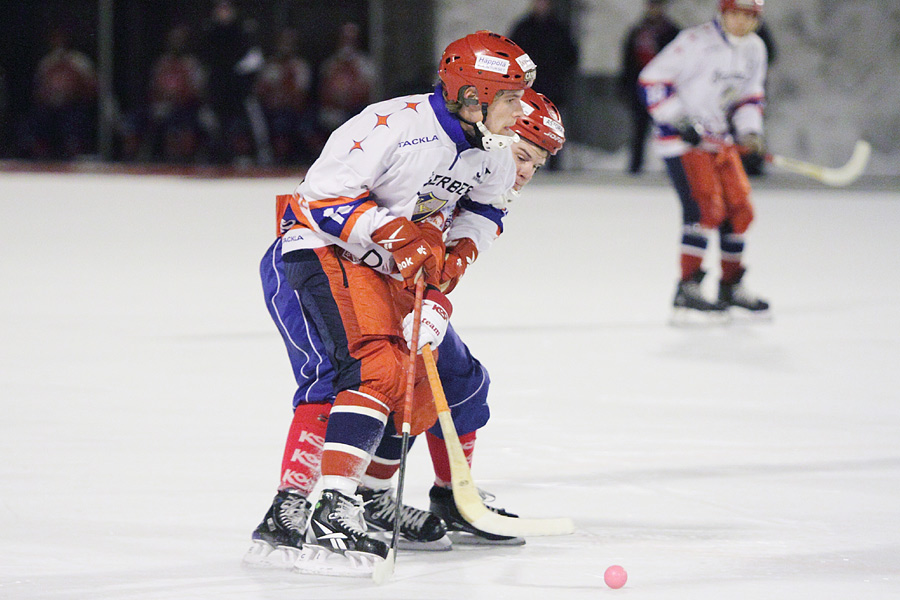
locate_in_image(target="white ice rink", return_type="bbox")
[2,169,899,599]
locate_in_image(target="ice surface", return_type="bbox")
[1,171,899,599]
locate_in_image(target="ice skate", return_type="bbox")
[718,268,770,316]
[670,270,729,326]
[429,485,525,546]
[242,489,311,569]
[360,487,451,551]
[293,489,388,577]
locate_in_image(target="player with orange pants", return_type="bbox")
[245,31,537,576]
[244,87,564,570]
[639,0,770,317]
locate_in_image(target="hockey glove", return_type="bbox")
[403,287,452,352]
[677,120,704,146]
[439,238,478,294]
[372,218,444,288]
[738,133,766,174]
[738,133,765,156]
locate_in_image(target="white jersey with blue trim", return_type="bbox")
[638,19,767,158]
[282,85,515,275]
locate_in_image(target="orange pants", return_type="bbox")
[678,146,754,234]
[282,246,437,481]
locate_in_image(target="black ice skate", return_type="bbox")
[671,270,728,325]
[242,488,311,568]
[718,268,770,314]
[294,489,389,577]
[429,485,525,546]
[360,487,451,551]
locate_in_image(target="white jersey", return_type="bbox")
[638,19,767,158]
[282,86,515,275]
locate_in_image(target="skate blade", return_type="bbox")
[371,530,453,551]
[446,531,525,546]
[726,306,773,323]
[292,544,384,577]
[241,540,302,570]
[669,307,731,327]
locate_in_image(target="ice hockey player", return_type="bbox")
[245,30,536,576]
[364,87,566,549]
[638,0,770,319]
[243,87,565,570]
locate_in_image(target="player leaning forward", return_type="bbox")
[275,31,536,572]
[639,0,770,315]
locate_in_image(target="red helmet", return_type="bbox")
[438,31,537,106]
[719,0,764,15]
[511,88,565,155]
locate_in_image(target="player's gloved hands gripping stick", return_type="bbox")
[677,119,704,146]
[439,238,478,294]
[403,286,452,352]
[372,218,445,288]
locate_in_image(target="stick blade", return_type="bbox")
[772,140,871,187]
[371,548,395,584]
[820,140,871,186]
[470,512,576,537]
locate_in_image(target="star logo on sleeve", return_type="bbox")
[374,114,391,128]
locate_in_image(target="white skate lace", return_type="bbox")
[332,495,370,536]
[367,490,431,532]
[279,495,310,531]
[477,489,514,517]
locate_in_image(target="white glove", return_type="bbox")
[403,288,452,352]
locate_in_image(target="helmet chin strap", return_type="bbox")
[456,102,520,152]
[475,122,520,151]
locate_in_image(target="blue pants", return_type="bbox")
[261,238,491,438]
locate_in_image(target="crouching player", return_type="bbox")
[244,31,537,575]
[243,85,565,571]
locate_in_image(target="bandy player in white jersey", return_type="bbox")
[275,31,536,574]
[243,88,566,569]
[639,0,771,317]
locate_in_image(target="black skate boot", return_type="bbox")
[294,489,389,576]
[243,488,311,568]
[718,268,770,313]
[673,270,725,312]
[360,487,451,551]
[429,485,525,546]
[671,270,728,325]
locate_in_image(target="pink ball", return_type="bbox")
[604,565,627,589]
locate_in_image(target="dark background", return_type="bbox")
[0,0,442,159]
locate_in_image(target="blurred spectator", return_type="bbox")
[756,20,777,65]
[618,0,680,174]
[316,22,376,136]
[123,24,210,163]
[255,28,315,165]
[202,0,268,165]
[508,0,579,171]
[21,26,98,160]
[0,65,8,156]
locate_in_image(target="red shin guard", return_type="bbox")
[426,429,476,488]
[279,403,330,495]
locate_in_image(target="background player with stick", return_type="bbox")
[639,0,771,318]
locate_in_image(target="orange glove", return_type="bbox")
[371,218,444,288]
[439,238,478,294]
